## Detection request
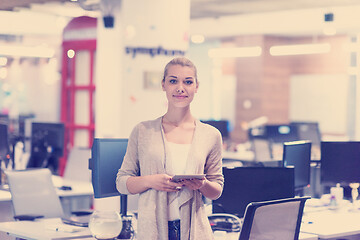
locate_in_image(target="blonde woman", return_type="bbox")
[116,57,224,240]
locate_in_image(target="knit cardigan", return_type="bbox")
[116,116,224,240]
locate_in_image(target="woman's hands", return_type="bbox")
[147,174,183,192]
[148,174,208,192]
[180,178,206,191]
[127,174,221,199]
[175,178,222,200]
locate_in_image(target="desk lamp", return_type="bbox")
[89,138,133,239]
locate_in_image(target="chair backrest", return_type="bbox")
[239,196,310,240]
[5,168,64,218]
[63,147,91,182]
[251,138,272,162]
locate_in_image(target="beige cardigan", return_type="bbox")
[116,117,224,240]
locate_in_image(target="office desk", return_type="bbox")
[222,150,282,167]
[215,231,318,240]
[0,218,318,240]
[0,175,93,201]
[301,200,360,239]
[223,150,254,162]
[0,176,93,222]
[0,218,93,240]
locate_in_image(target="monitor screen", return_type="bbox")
[290,121,321,146]
[89,138,129,216]
[265,124,299,143]
[201,120,229,139]
[89,138,128,199]
[290,121,322,160]
[28,122,65,173]
[282,141,311,190]
[212,167,295,218]
[321,141,360,185]
[0,124,10,161]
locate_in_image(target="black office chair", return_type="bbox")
[239,196,310,240]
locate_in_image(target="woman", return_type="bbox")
[116,57,224,240]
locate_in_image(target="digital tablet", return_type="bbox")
[171,174,206,182]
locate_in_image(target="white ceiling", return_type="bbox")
[190,0,360,19]
[1,0,360,19]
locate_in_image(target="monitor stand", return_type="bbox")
[117,194,134,239]
[349,183,360,212]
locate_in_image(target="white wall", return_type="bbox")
[290,74,349,136]
[95,0,191,138]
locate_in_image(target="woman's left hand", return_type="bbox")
[181,178,207,190]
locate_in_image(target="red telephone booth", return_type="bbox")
[60,16,97,175]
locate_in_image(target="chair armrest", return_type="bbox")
[14,214,44,221]
[71,210,93,216]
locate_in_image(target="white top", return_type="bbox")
[166,141,190,221]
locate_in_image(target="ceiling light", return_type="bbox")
[269,43,331,56]
[67,49,75,58]
[0,57,8,66]
[208,46,262,58]
[191,34,205,44]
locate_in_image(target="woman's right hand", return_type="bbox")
[147,174,183,192]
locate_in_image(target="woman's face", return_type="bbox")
[162,64,198,108]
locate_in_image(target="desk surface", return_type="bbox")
[0,218,93,240]
[52,175,93,198]
[0,218,318,240]
[301,199,360,239]
[0,175,93,202]
[222,231,318,240]
[223,150,254,161]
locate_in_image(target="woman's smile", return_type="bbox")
[173,95,188,99]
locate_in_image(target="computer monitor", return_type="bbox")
[0,114,9,125]
[290,121,322,160]
[321,141,360,186]
[212,167,295,218]
[265,124,299,143]
[89,138,129,216]
[282,141,311,192]
[263,124,300,160]
[27,122,65,174]
[201,120,230,139]
[0,124,10,162]
[290,121,321,146]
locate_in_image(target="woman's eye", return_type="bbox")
[185,80,193,85]
[169,79,177,84]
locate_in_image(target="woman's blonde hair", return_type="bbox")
[162,57,197,82]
